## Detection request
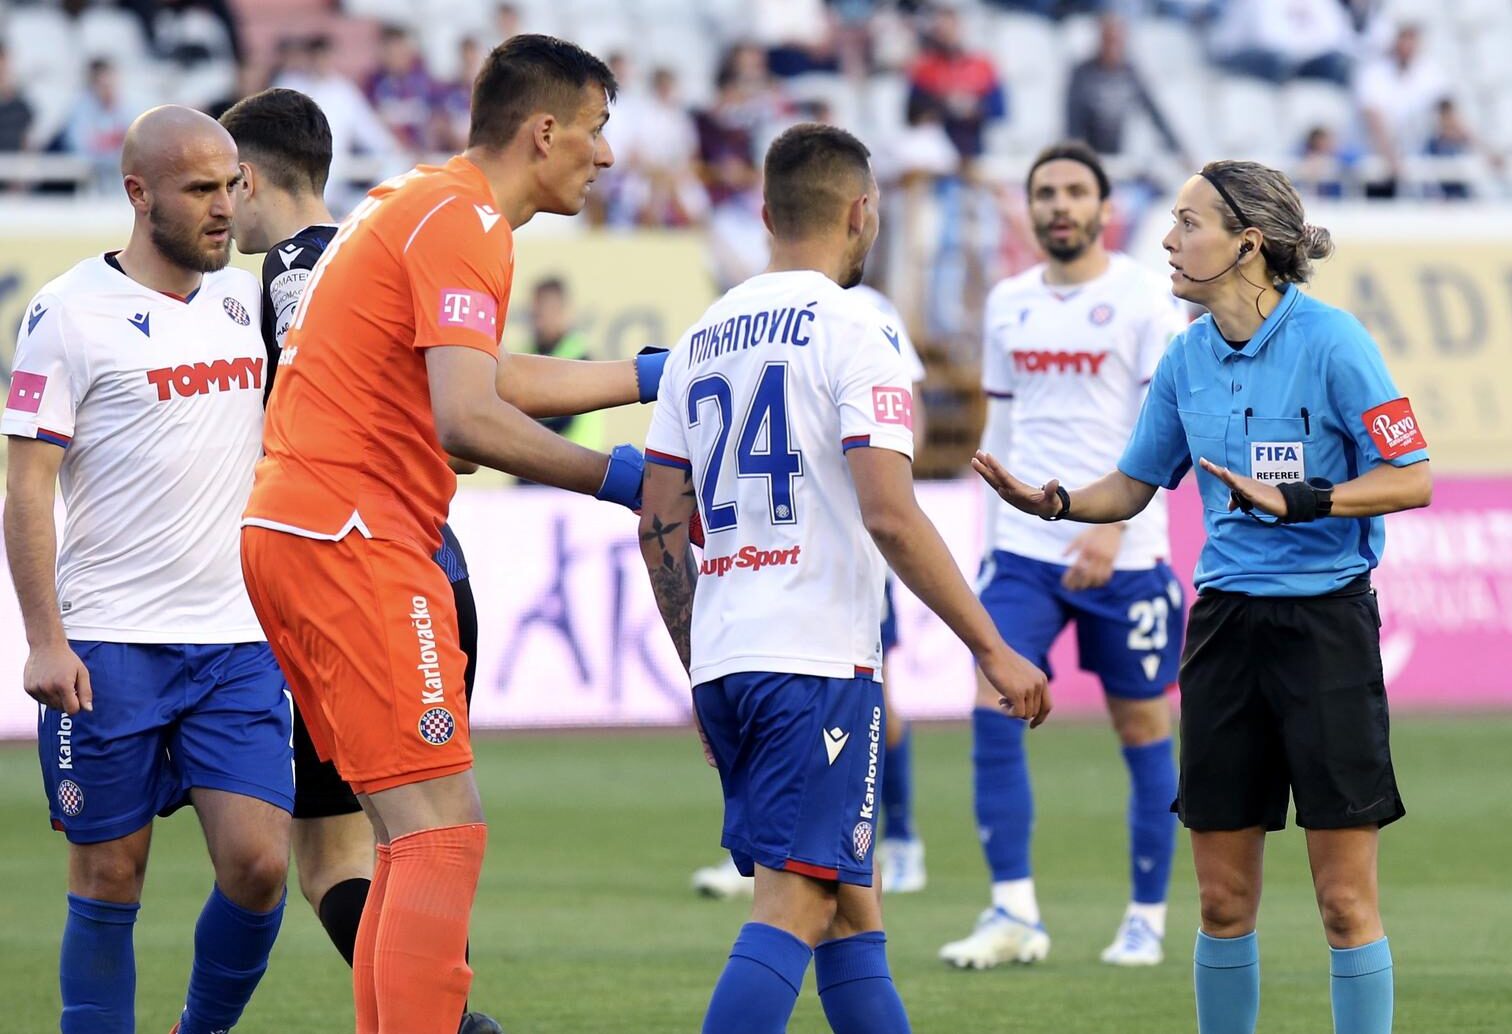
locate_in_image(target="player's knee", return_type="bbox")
[216,844,290,910]
[70,844,149,903]
[1110,697,1170,746]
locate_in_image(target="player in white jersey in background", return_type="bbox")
[689,280,931,900]
[2,106,292,1034]
[638,123,1049,1034]
[939,142,1189,971]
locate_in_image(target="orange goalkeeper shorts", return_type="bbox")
[240,526,473,794]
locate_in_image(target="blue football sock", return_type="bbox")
[881,724,915,842]
[1195,930,1260,1034]
[815,931,911,1034]
[702,922,812,1034]
[1331,937,1393,1034]
[972,707,1033,881]
[1122,738,1178,905]
[177,884,285,1034]
[60,893,139,1034]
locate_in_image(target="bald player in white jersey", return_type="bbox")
[639,123,1048,1034]
[3,106,291,1034]
[939,142,1190,972]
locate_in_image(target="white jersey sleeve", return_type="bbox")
[981,281,1017,398]
[645,347,692,469]
[833,311,916,461]
[2,295,87,448]
[847,283,924,383]
[1135,291,1188,385]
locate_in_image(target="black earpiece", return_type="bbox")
[1239,241,1254,255]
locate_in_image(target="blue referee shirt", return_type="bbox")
[1119,284,1429,596]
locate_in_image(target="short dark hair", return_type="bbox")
[220,88,333,196]
[762,123,873,238]
[1026,141,1111,200]
[469,34,617,150]
[533,276,567,299]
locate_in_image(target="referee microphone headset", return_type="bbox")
[1183,240,1254,284]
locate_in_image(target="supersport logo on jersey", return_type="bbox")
[699,544,802,577]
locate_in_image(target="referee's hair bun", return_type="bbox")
[1300,223,1335,262]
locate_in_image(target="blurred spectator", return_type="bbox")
[528,278,603,448]
[431,36,483,153]
[982,0,1108,17]
[608,66,709,227]
[495,4,522,42]
[1210,0,1354,86]
[1065,14,1186,162]
[365,24,434,152]
[1355,24,1450,197]
[276,35,402,209]
[753,0,839,78]
[117,0,244,64]
[1424,99,1502,200]
[0,45,34,153]
[695,46,790,201]
[1293,125,1351,198]
[907,8,1006,162]
[876,93,959,183]
[61,59,131,193]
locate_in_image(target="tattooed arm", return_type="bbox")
[638,462,699,670]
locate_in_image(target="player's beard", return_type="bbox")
[1036,212,1103,263]
[149,206,232,273]
[840,251,866,290]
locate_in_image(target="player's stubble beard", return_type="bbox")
[149,204,232,274]
[1036,211,1103,264]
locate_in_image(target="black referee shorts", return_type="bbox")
[1175,577,1405,833]
[291,575,481,819]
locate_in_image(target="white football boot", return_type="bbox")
[938,907,1051,968]
[1100,912,1165,966]
[878,838,927,894]
[691,857,754,899]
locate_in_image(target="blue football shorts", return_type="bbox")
[880,577,899,653]
[694,672,884,886]
[38,641,294,844]
[977,550,1185,699]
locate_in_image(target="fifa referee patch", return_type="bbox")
[1363,397,1425,459]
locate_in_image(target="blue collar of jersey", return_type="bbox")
[1202,282,1301,363]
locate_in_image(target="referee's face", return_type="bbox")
[1164,175,1238,304]
[1028,159,1107,264]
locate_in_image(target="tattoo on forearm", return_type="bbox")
[642,514,683,556]
[643,515,696,669]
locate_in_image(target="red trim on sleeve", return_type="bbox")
[645,448,692,470]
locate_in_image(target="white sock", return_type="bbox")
[991,879,1040,924]
[1128,901,1167,939]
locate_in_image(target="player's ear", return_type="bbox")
[237,161,255,199]
[760,202,774,237]
[847,193,867,237]
[122,173,150,214]
[532,112,556,157]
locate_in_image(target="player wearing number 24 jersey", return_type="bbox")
[639,124,1048,1034]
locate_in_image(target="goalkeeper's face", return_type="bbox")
[534,83,616,217]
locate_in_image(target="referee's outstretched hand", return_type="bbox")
[24,641,93,715]
[1198,458,1288,518]
[980,645,1052,728]
[971,450,1063,519]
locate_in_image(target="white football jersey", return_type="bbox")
[645,270,916,686]
[1,256,267,643]
[849,284,926,384]
[982,253,1187,569]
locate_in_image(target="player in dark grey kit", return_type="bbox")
[220,87,502,1034]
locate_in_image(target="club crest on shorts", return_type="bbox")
[852,820,874,861]
[418,706,455,745]
[222,297,251,326]
[56,779,84,817]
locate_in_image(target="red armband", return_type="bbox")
[1362,397,1426,459]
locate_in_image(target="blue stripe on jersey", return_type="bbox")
[645,448,692,470]
[432,522,468,584]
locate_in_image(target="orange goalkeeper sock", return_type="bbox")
[374,823,487,1034]
[353,843,391,1034]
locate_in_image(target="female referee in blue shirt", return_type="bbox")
[975,160,1430,1034]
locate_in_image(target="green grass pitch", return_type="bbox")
[1,715,1508,1032]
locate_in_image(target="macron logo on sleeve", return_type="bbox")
[872,386,913,429]
[438,288,499,332]
[6,371,47,414]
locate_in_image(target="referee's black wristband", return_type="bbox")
[1040,485,1072,522]
[1278,480,1319,524]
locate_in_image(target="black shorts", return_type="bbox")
[1175,577,1404,832]
[291,575,480,819]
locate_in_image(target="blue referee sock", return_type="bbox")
[1195,929,1260,1034]
[972,707,1033,881]
[703,922,812,1034]
[60,893,138,1034]
[1122,738,1178,905]
[177,884,285,1034]
[1331,937,1393,1034]
[815,931,911,1034]
[881,724,915,842]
